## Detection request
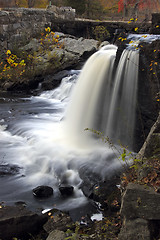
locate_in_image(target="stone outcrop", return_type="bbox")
[0,205,47,240]
[119,183,160,240]
[0,32,98,91]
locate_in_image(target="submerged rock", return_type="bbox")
[0,164,21,176]
[33,186,53,198]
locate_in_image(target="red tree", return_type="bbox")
[118,0,158,13]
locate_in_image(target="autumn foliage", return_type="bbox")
[118,0,158,13]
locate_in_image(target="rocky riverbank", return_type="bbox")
[0,30,98,92]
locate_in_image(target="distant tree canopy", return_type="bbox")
[64,0,86,15]
[2,0,158,20]
[0,0,16,7]
[118,0,159,18]
[15,0,49,8]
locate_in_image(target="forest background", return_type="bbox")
[0,0,160,21]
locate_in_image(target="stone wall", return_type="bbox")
[1,8,158,52]
[0,8,56,50]
[0,7,75,51]
[47,5,75,20]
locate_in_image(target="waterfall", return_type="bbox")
[0,43,140,211]
[65,45,139,150]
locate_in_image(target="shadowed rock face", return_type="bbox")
[135,40,160,151]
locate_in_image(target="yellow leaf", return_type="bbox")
[154,50,157,52]
[156,25,159,28]
[154,62,158,65]
[134,27,138,31]
[6,50,11,55]
[142,35,147,38]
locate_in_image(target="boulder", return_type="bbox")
[61,37,98,57]
[59,185,74,196]
[0,205,47,240]
[33,185,53,198]
[46,230,66,240]
[120,183,160,220]
[119,183,160,240]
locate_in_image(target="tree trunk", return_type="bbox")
[28,0,35,8]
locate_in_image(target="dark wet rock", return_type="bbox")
[33,185,53,198]
[59,184,74,197]
[15,201,27,207]
[0,205,47,240]
[79,166,121,208]
[43,209,73,233]
[0,164,21,176]
[46,230,66,240]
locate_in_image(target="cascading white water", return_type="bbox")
[64,45,139,149]
[105,49,139,147]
